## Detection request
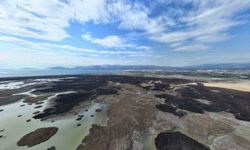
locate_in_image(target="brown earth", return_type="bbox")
[76,80,250,150]
[17,127,58,147]
[77,82,161,150]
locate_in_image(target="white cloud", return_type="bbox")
[0,35,159,68]
[82,33,151,50]
[0,0,112,41]
[0,48,124,69]
[0,0,174,41]
[0,0,72,41]
[0,35,154,57]
[82,33,129,48]
[70,0,109,24]
[149,0,250,51]
[0,0,249,54]
[195,34,230,43]
[174,44,208,52]
[108,0,166,33]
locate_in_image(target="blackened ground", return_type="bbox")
[33,92,91,119]
[155,131,210,150]
[156,104,187,118]
[31,75,188,119]
[32,75,186,94]
[33,87,118,119]
[156,85,250,121]
[152,83,171,91]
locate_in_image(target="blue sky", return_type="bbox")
[0,0,250,69]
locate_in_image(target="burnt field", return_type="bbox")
[31,75,188,119]
[0,75,250,150]
[155,84,250,121]
[155,131,210,150]
[0,75,188,120]
[1,74,249,122]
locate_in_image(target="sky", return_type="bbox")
[0,0,250,69]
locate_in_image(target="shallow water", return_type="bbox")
[0,97,108,150]
[0,81,24,90]
[143,133,157,150]
[0,78,61,91]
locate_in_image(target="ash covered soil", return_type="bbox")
[0,75,250,150]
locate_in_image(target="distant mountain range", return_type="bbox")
[48,65,178,70]
[189,63,250,70]
[1,63,249,78]
[48,63,250,71]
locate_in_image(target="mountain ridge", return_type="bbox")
[48,63,250,70]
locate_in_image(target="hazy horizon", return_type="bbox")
[0,62,250,70]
